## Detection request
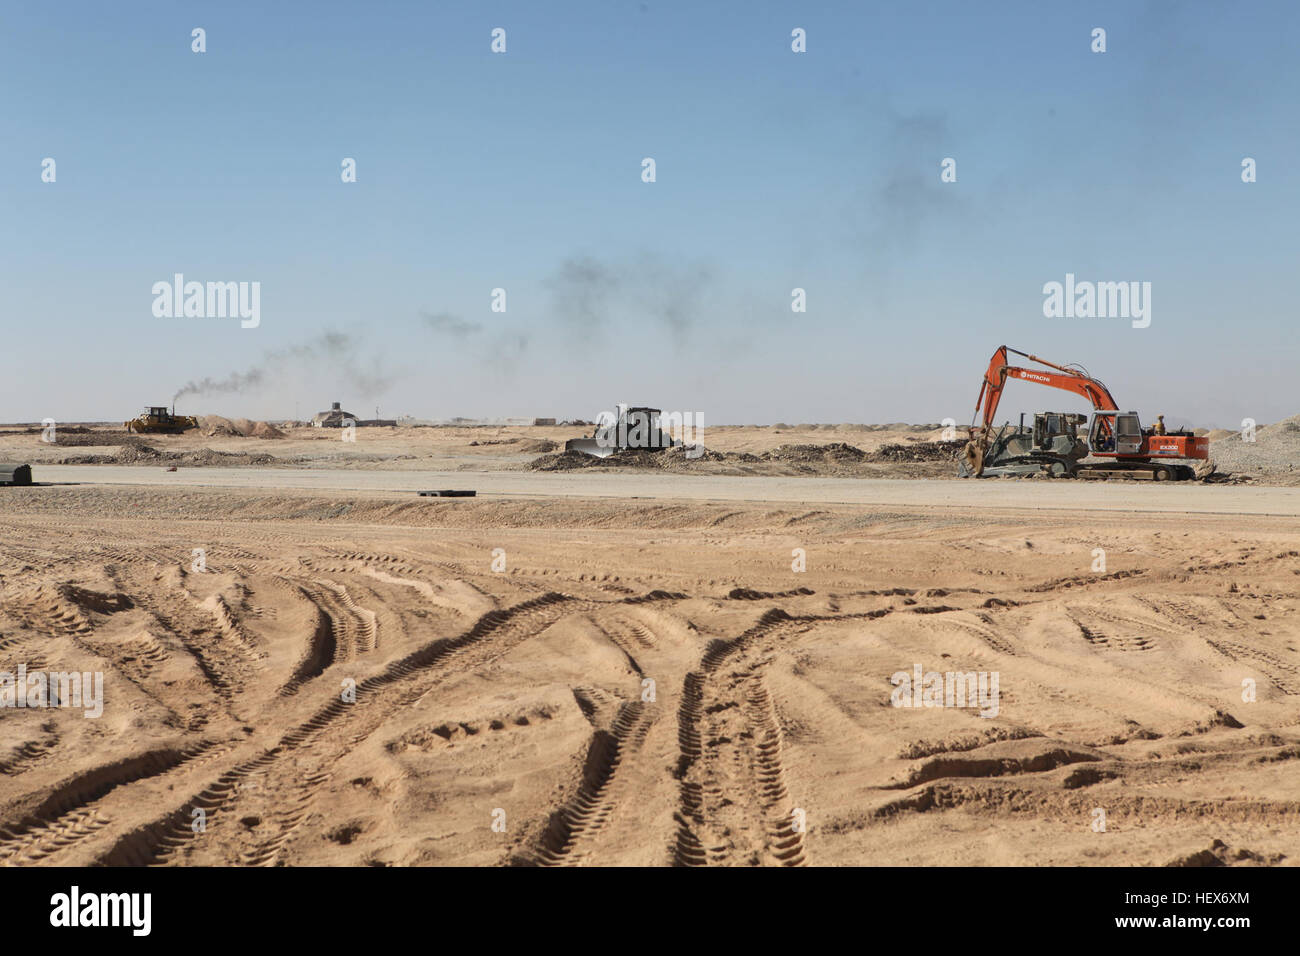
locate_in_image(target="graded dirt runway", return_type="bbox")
[1,482,1297,866]
[34,464,1300,516]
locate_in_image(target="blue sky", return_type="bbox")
[2,0,1296,427]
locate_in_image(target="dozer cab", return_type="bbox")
[125,406,199,434]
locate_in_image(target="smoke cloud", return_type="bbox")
[420,311,482,337]
[172,331,395,403]
[544,257,619,337]
[544,253,714,348]
[857,108,953,253]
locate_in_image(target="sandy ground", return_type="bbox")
[1,474,1298,867]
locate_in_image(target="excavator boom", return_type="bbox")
[976,346,1118,431]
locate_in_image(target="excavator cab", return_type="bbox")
[1089,411,1142,457]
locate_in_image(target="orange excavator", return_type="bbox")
[961,345,1209,480]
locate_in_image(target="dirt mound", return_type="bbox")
[180,448,277,466]
[200,415,242,437]
[25,424,91,434]
[39,430,142,448]
[250,421,285,439]
[529,441,967,477]
[528,450,592,471]
[528,445,738,472]
[529,449,661,471]
[58,445,277,467]
[1167,838,1285,867]
[529,442,951,477]
[871,441,964,463]
[200,416,284,439]
[766,442,868,464]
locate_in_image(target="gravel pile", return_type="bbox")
[1208,415,1300,476]
[766,442,868,464]
[528,448,699,471]
[39,431,145,448]
[527,441,957,477]
[871,441,964,463]
[58,445,277,466]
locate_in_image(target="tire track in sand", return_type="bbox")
[95,592,584,866]
[515,700,655,866]
[672,608,812,867]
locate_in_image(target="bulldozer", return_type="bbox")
[565,404,680,458]
[959,346,1209,480]
[958,412,1091,478]
[125,406,199,434]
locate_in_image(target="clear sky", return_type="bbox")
[2,0,1296,428]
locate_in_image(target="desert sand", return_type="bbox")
[0,425,1297,867]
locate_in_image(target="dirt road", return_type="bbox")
[33,464,1300,516]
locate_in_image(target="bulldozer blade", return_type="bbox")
[565,438,615,458]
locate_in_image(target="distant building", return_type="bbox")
[312,401,354,428]
[311,401,397,428]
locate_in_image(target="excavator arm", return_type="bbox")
[965,345,1120,476]
[975,346,1119,431]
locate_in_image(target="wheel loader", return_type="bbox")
[125,406,199,434]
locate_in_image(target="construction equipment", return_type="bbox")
[959,346,1209,481]
[0,463,33,486]
[565,404,680,458]
[961,413,1091,479]
[125,406,199,434]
